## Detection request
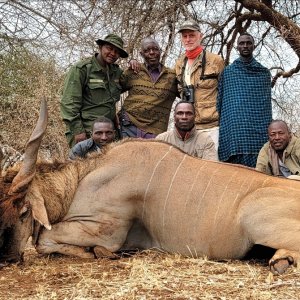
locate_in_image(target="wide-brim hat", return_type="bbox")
[178,19,201,33]
[96,33,128,58]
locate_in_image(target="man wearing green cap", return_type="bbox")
[61,33,128,147]
[176,20,224,154]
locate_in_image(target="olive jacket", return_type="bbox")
[61,54,124,146]
[256,136,300,176]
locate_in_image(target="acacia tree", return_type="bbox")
[1,1,299,77]
[0,0,300,154]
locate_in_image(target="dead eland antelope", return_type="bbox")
[0,100,300,275]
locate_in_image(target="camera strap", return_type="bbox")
[200,50,207,80]
[181,50,218,84]
[200,50,219,80]
[181,56,189,87]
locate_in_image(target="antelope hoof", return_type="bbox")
[93,246,119,259]
[269,257,293,275]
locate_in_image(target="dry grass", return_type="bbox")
[0,51,69,159]
[0,246,299,300]
[0,94,68,158]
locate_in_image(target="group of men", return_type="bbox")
[61,20,300,179]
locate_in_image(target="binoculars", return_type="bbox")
[182,85,195,103]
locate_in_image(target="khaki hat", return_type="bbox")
[178,20,201,33]
[96,34,128,58]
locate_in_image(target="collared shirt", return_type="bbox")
[61,54,124,146]
[175,126,194,141]
[183,52,204,86]
[121,63,178,135]
[256,136,300,176]
[156,126,218,160]
[278,159,292,177]
[146,63,162,83]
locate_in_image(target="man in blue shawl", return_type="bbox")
[217,33,272,167]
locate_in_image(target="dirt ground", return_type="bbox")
[0,246,299,300]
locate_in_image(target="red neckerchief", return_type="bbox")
[185,46,203,59]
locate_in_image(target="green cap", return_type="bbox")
[178,20,201,33]
[96,34,128,58]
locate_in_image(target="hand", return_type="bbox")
[128,59,141,74]
[114,114,120,127]
[74,132,87,144]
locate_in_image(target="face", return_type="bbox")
[180,30,202,51]
[237,35,255,58]
[99,43,121,65]
[174,103,195,131]
[92,122,115,146]
[268,122,291,152]
[140,40,161,68]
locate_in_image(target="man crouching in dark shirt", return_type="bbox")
[69,116,115,159]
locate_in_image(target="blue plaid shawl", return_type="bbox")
[217,57,272,161]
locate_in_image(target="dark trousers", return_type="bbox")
[121,123,156,139]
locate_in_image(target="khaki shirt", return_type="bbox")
[256,136,300,176]
[60,54,124,146]
[175,51,224,129]
[156,127,218,161]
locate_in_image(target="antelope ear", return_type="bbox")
[28,189,51,230]
[9,173,36,195]
[32,221,42,245]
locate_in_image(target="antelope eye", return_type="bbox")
[19,206,30,220]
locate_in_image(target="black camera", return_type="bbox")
[182,85,195,103]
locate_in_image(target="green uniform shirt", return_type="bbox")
[60,54,124,146]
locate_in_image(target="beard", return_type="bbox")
[176,124,194,132]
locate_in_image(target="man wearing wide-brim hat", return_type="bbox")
[61,33,128,147]
[95,34,128,60]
